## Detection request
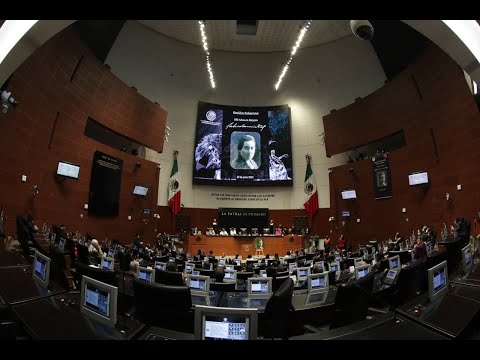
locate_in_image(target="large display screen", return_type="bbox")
[193,102,293,186]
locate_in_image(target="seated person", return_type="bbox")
[266,265,277,279]
[413,234,428,262]
[276,264,287,273]
[230,228,237,236]
[88,239,103,265]
[312,264,324,274]
[219,228,228,236]
[202,258,211,270]
[245,263,255,273]
[214,266,225,282]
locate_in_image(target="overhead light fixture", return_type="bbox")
[274,20,312,91]
[198,20,216,89]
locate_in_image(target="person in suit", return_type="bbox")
[214,266,225,282]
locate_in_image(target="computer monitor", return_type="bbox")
[194,305,258,340]
[133,185,148,196]
[462,244,473,274]
[80,275,118,328]
[247,277,272,298]
[425,241,433,255]
[32,251,51,288]
[329,261,340,273]
[355,264,370,280]
[101,256,114,271]
[288,262,297,274]
[234,259,241,266]
[259,270,267,278]
[279,257,285,265]
[185,262,195,274]
[408,171,428,186]
[168,257,175,263]
[154,262,166,271]
[305,291,328,306]
[107,248,114,258]
[187,274,210,295]
[192,270,200,276]
[50,232,57,243]
[224,269,237,282]
[58,237,66,252]
[297,267,311,282]
[308,272,329,292]
[218,258,225,266]
[137,266,155,283]
[383,269,398,285]
[57,161,80,179]
[341,189,357,199]
[388,255,401,270]
[225,264,234,271]
[353,257,363,268]
[428,260,448,302]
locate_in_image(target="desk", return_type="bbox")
[218,292,269,313]
[138,326,195,340]
[12,292,145,340]
[0,266,66,305]
[291,312,448,340]
[396,283,480,338]
[184,235,305,258]
[292,286,337,311]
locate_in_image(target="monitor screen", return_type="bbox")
[234,259,241,266]
[192,102,293,187]
[297,267,311,281]
[386,270,397,280]
[224,270,236,281]
[192,270,200,276]
[185,262,195,273]
[408,172,429,186]
[188,275,210,293]
[428,261,448,302]
[329,262,339,273]
[133,185,148,196]
[58,237,66,251]
[101,257,114,271]
[248,278,272,298]
[341,211,350,217]
[388,255,401,270]
[137,267,154,283]
[194,305,258,340]
[353,257,363,268]
[80,275,118,328]
[155,262,166,271]
[225,265,234,271]
[259,270,267,278]
[308,273,328,291]
[32,251,50,288]
[289,263,297,273]
[355,264,370,280]
[462,244,473,273]
[168,257,176,263]
[107,249,114,258]
[341,190,357,199]
[306,291,327,305]
[57,161,80,179]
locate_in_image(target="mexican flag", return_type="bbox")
[303,154,318,218]
[168,151,181,215]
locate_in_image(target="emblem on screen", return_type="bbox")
[206,110,217,121]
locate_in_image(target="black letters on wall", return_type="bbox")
[88,150,123,217]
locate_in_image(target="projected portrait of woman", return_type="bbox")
[230,132,260,170]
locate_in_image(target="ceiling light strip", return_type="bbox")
[199,20,216,89]
[274,20,312,91]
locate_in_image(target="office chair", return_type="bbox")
[329,281,370,330]
[76,244,90,265]
[210,281,236,292]
[273,275,290,292]
[73,260,117,287]
[132,279,194,333]
[263,278,300,339]
[155,269,184,286]
[199,269,215,278]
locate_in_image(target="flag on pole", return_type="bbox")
[168,150,181,215]
[303,154,318,218]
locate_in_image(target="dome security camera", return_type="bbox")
[350,20,374,40]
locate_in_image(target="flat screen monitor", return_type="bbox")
[50,233,57,243]
[192,270,200,276]
[188,274,210,294]
[288,262,297,274]
[185,262,195,274]
[305,291,328,306]
[80,275,118,328]
[353,257,364,268]
[247,277,272,298]
[408,171,429,186]
[224,269,237,282]
[192,102,293,187]
[329,261,340,273]
[297,267,311,282]
[107,248,114,258]
[58,237,66,252]
[383,269,398,285]
[194,305,258,340]
[341,190,357,199]
[137,266,155,283]
[101,257,114,271]
[133,185,148,196]
[388,255,401,270]
[425,241,433,255]
[355,264,370,280]
[57,161,80,179]
[259,270,267,278]
[234,259,241,266]
[225,264,234,271]
[32,251,51,288]
[428,260,448,302]
[218,258,225,266]
[462,244,473,274]
[308,272,329,292]
[154,262,166,271]
[168,257,176,263]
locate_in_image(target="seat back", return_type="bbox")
[132,279,193,332]
[264,278,294,339]
[74,261,117,287]
[155,270,184,286]
[273,275,290,292]
[210,281,236,292]
[330,281,369,329]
